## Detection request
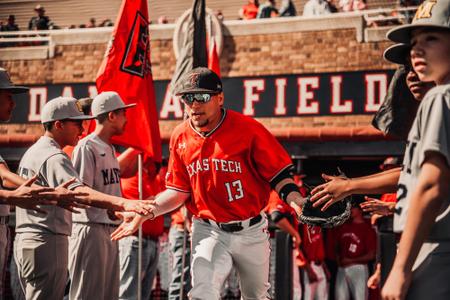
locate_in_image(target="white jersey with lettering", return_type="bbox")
[394,84,450,238]
[72,132,122,225]
[15,136,82,235]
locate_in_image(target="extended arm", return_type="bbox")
[111,189,191,240]
[310,168,401,210]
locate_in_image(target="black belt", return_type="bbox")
[203,214,262,233]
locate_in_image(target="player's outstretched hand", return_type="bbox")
[51,178,90,213]
[310,174,351,211]
[7,176,56,213]
[360,196,395,216]
[381,267,411,300]
[111,213,146,241]
[122,199,154,216]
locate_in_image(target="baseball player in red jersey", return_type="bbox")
[112,67,307,299]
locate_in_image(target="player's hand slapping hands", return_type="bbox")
[110,212,148,241]
[310,174,351,211]
[51,178,90,213]
[7,176,56,213]
[122,199,154,216]
[360,196,395,216]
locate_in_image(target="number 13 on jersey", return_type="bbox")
[225,180,244,202]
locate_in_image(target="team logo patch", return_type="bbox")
[120,11,152,78]
[75,100,83,112]
[414,0,436,21]
[189,73,200,88]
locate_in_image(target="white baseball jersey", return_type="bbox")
[15,136,83,235]
[0,155,10,217]
[71,133,122,225]
[395,83,450,239]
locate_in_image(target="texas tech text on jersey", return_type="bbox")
[186,158,242,177]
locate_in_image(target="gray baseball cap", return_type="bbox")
[387,0,450,43]
[91,91,136,117]
[0,68,29,94]
[41,97,94,123]
[383,43,410,65]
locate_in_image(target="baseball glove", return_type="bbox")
[298,169,352,228]
[298,196,351,228]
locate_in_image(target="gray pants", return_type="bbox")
[335,264,368,300]
[68,223,120,300]
[118,235,159,300]
[190,217,271,300]
[168,227,191,300]
[14,232,68,300]
[0,224,8,300]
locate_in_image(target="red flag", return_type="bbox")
[208,39,221,77]
[95,0,161,161]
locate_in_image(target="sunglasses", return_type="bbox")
[180,93,214,104]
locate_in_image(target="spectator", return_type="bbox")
[279,0,297,16]
[158,16,169,24]
[338,0,367,12]
[215,10,224,22]
[1,15,19,31]
[28,4,50,30]
[87,17,96,28]
[331,204,376,300]
[303,0,332,16]
[257,0,279,18]
[326,0,339,12]
[99,19,114,27]
[239,0,259,20]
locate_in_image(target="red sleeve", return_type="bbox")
[250,121,293,182]
[165,132,191,193]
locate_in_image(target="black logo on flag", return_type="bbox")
[120,11,152,77]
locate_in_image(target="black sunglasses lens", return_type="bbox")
[182,94,211,103]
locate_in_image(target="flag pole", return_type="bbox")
[138,153,143,300]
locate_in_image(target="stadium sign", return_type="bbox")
[10,69,395,123]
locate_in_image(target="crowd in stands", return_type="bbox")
[0,0,425,33]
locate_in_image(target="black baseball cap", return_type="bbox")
[383,43,410,65]
[0,68,29,94]
[387,0,450,43]
[175,67,223,96]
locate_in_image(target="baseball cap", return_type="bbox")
[387,0,450,43]
[174,67,223,96]
[0,68,29,94]
[41,97,94,123]
[91,91,136,117]
[383,43,410,65]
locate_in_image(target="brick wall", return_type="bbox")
[0,22,395,140]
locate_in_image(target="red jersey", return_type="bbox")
[121,170,164,238]
[333,220,377,260]
[300,225,325,262]
[242,3,259,19]
[166,110,293,223]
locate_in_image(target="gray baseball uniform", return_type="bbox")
[0,155,10,299]
[394,84,450,299]
[13,136,82,300]
[69,132,122,300]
